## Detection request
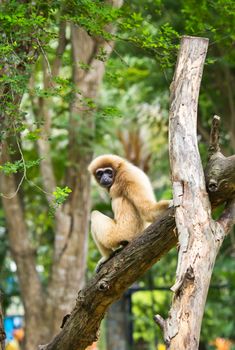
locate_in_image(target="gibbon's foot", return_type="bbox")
[95,241,129,273]
[110,241,129,258]
[95,256,109,273]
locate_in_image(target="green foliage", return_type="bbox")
[0,158,41,175]
[48,186,72,216]
[52,186,72,206]
[63,0,121,39]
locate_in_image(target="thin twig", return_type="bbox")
[1,122,51,200]
[0,124,26,199]
[105,39,129,66]
[36,38,52,78]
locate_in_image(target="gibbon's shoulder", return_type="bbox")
[88,154,125,174]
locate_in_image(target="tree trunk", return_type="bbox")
[0,145,45,349]
[155,36,235,350]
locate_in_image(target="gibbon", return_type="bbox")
[88,154,170,270]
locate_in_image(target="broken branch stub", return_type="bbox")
[205,115,235,207]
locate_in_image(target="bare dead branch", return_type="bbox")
[205,117,235,207]
[154,314,166,333]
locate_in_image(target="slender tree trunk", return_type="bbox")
[0,147,45,349]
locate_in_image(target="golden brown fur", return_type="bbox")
[88,154,170,267]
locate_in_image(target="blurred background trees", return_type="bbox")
[0,0,234,349]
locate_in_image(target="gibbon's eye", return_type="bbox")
[96,169,104,178]
[104,168,113,176]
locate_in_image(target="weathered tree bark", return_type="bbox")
[40,36,235,350]
[154,36,235,350]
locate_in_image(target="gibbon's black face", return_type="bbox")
[95,167,115,188]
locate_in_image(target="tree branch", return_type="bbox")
[205,116,235,207]
[40,207,177,350]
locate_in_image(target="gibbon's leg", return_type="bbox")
[91,210,114,258]
[92,231,112,259]
[91,209,134,250]
[91,210,128,272]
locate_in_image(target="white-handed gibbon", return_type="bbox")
[88,154,171,270]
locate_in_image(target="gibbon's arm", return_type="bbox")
[126,183,170,222]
